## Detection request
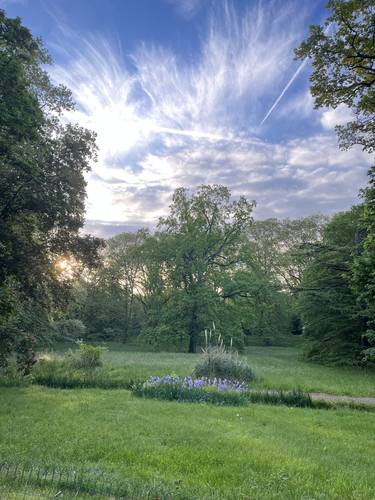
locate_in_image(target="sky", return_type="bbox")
[1,0,372,237]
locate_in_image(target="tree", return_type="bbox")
[236,216,327,344]
[142,185,255,352]
[0,11,102,368]
[298,207,366,364]
[77,231,147,341]
[296,0,375,364]
[245,216,328,291]
[295,0,375,153]
[352,173,375,362]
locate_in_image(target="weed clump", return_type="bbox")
[194,344,255,382]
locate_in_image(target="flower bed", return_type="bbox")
[132,375,313,408]
[132,375,248,406]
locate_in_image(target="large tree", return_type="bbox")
[296,0,375,364]
[142,185,254,353]
[295,0,375,153]
[0,11,102,367]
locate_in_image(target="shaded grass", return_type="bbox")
[247,347,375,396]
[1,386,375,499]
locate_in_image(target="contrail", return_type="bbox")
[260,23,332,126]
[260,58,308,126]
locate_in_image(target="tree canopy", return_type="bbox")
[295,0,375,153]
[0,10,102,368]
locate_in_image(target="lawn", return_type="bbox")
[1,344,375,498]
[34,342,375,396]
[1,386,375,499]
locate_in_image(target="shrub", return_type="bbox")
[193,345,255,382]
[53,319,86,342]
[132,375,248,406]
[68,342,106,369]
[0,361,32,387]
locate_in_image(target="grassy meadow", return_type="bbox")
[1,342,375,498]
[33,342,375,396]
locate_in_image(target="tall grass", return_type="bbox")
[193,345,255,382]
[32,359,141,389]
[246,389,312,407]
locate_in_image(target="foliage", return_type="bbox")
[53,319,86,342]
[245,216,328,290]
[0,10,103,368]
[295,0,375,154]
[78,231,147,341]
[295,0,375,367]
[140,185,255,352]
[352,167,375,360]
[193,344,255,382]
[298,208,366,364]
[68,342,105,369]
[0,362,32,387]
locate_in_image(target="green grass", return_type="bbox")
[34,343,375,397]
[1,386,375,499]
[246,347,375,397]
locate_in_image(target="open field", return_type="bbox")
[1,344,375,498]
[34,343,375,397]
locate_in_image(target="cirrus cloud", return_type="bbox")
[47,0,372,236]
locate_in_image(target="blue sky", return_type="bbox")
[2,0,372,237]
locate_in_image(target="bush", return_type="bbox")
[132,375,248,406]
[193,345,255,382]
[53,319,86,342]
[0,361,32,387]
[68,342,105,369]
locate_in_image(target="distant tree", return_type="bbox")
[77,231,147,341]
[246,216,328,291]
[0,11,102,368]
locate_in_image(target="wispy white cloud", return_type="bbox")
[320,104,354,130]
[165,0,207,19]
[46,1,370,236]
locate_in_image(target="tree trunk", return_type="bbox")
[188,334,197,353]
[188,305,199,353]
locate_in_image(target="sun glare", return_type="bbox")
[54,256,76,279]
